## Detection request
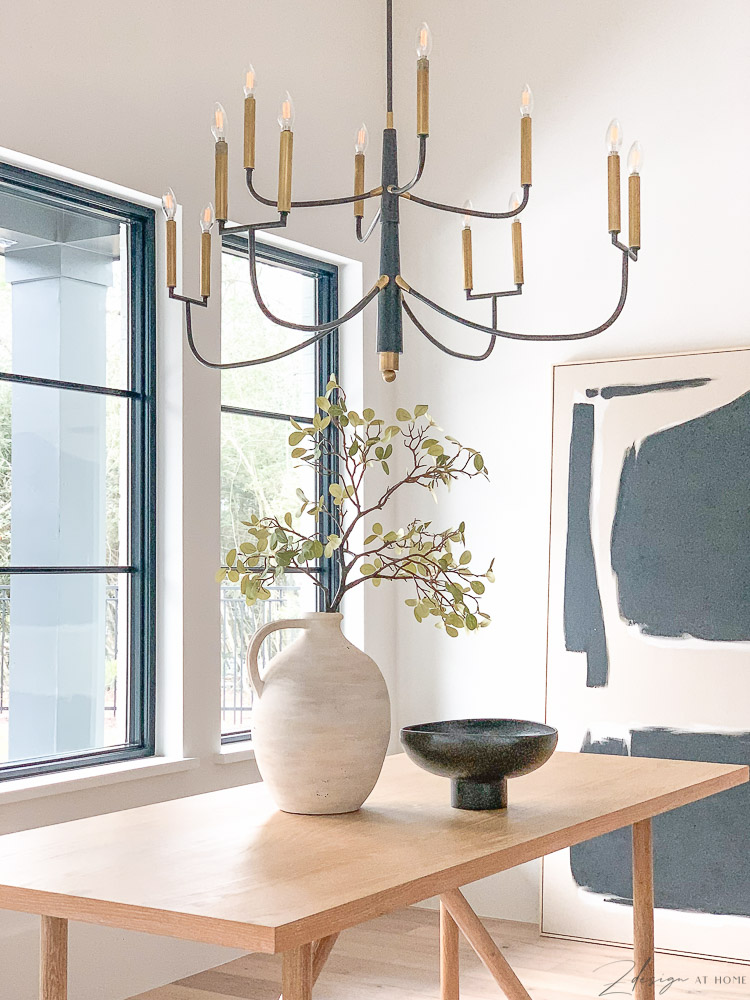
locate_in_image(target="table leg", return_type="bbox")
[632,818,655,1000]
[440,900,460,1000]
[312,933,339,983]
[40,916,68,1000]
[282,943,313,1000]
[441,890,531,1000]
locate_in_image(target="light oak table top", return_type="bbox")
[0,752,744,954]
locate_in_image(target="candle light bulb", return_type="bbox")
[416,22,433,59]
[244,65,257,98]
[627,140,643,175]
[606,118,623,154]
[520,84,534,117]
[462,199,473,229]
[200,202,215,233]
[509,191,522,214]
[355,123,369,155]
[278,91,295,130]
[211,103,227,141]
[161,187,177,220]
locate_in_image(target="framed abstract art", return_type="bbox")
[542,347,750,963]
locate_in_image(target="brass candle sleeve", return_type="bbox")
[278,130,294,214]
[608,152,621,234]
[354,152,365,217]
[512,219,524,285]
[244,96,256,169]
[521,116,532,186]
[200,231,211,298]
[629,173,641,249]
[417,58,429,136]
[166,218,177,288]
[379,350,399,383]
[462,227,473,291]
[215,140,228,221]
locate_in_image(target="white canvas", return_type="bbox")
[542,347,750,963]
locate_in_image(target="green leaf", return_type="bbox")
[316,395,331,412]
[465,613,478,631]
[215,567,228,583]
[459,550,472,565]
[381,460,390,475]
[470,579,485,595]
[445,626,459,638]
[405,599,418,607]
[372,522,383,535]
[473,454,484,471]
[228,569,240,583]
[290,418,302,430]
[414,403,429,417]
[363,407,375,421]
[360,563,376,575]
[396,408,412,422]
[327,533,341,549]
[311,540,324,558]
[290,447,306,459]
[226,548,237,567]
[288,431,305,446]
[284,512,293,527]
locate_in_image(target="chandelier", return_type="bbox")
[163,0,642,382]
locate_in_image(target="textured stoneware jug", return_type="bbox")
[246,611,391,814]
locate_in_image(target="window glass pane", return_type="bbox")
[221,573,315,737]
[0,188,128,389]
[220,411,315,558]
[0,384,128,567]
[220,251,317,414]
[0,571,130,765]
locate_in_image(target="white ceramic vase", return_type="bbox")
[246,611,391,814]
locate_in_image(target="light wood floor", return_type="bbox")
[130,906,748,1000]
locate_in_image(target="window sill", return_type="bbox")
[0,756,200,805]
[213,743,255,764]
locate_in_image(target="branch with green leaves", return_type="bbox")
[218,375,495,636]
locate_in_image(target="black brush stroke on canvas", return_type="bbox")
[611,389,750,640]
[585,377,712,399]
[563,403,608,686]
[570,730,750,917]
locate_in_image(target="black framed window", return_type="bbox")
[0,163,156,779]
[220,237,339,742]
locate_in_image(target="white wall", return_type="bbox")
[390,0,750,922]
[0,0,748,994]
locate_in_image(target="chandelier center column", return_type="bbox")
[377,126,402,383]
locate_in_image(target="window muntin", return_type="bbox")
[0,164,156,778]
[220,238,338,742]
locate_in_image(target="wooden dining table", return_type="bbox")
[0,751,745,1000]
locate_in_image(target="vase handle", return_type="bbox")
[246,618,309,699]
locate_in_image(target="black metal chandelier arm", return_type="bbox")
[402,183,531,220]
[356,208,382,243]
[388,136,428,196]
[245,168,382,210]
[248,234,388,332]
[402,299,496,361]
[400,252,630,343]
[185,301,348,370]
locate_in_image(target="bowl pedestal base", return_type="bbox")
[451,776,508,810]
